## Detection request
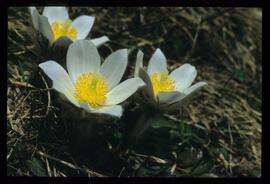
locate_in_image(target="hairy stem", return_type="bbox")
[130,107,159,143]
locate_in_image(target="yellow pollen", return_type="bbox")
[74,73,109,109]
[51,19,78,40]
[150,70,176,96]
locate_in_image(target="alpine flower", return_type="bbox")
[39,40,145,118]
[29,6,109,47]
[134,49,207,112]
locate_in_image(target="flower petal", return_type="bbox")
[39,61,79,107]
[72,15,95,40]
[29,7,39,30]
[138,68,155,102]
[134,49,144,77]
[35,11,55,44]
[183,81,207,95]
[157,91,185,105]
[80,103,123,118]
[164,81,207,111]
[100,49,128,90]
[29,8,54,43]
[66,40,100,83]
[90,36,110,47]
[105,78,145,105]
[147,48,167,76]
[92,105,123,118]
[42,6,69,24]
[170,64,197,92]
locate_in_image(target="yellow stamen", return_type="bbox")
[51,19,78,40]
[150,70,176,96]
[74,73,109,108]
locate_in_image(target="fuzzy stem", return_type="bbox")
[178,109,185,141]
[130,107,159,143]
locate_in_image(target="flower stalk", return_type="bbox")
[129,105,161,143]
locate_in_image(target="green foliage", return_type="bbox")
[149,117,176,129]
[26,157,47,176]
[233,68,246,82]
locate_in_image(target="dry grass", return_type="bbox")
[7,7,261,177]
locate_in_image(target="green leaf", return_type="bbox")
[233,69,246,82]
[192,161,214,175]
[219,147,229,160]
[26,157,47,176]
[113,131,123,139]
[149,117,176,129]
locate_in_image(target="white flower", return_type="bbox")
[39,40,145,118]
[29,6,109,47]
[135,49,207,111]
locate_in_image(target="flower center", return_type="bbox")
[74,73,109,109]
[150,70,176,97]
[51,19,78,40]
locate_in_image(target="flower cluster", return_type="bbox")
[135,49,207,112]
[29,6,207,118]
[29,7,109,47]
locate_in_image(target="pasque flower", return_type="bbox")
[135,49,207,111]
[39,40,145,117]
[29,6,109,47]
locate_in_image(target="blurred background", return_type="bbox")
[7,7,261,177]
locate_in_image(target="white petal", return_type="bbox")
[105,78,145,105]
[29,7,39,30]
[170,64,197,92]
[92,105,123,118]
[183,81,207,95]
[90,36,110,47]
[42,6,69,24]
[147,48,167,76]
[164,81,207,111]
[66,40,100,83]
[80,103,123,118]
[72,15,95,40]
[38,61,79,106]
[29,8,54,43]
[134,49,144,77]
[35,12,55,44]
[157,91,185,105]
[138,68,155,102]
[100,49,128,90]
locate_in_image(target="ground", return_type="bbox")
[7,7,261,177]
